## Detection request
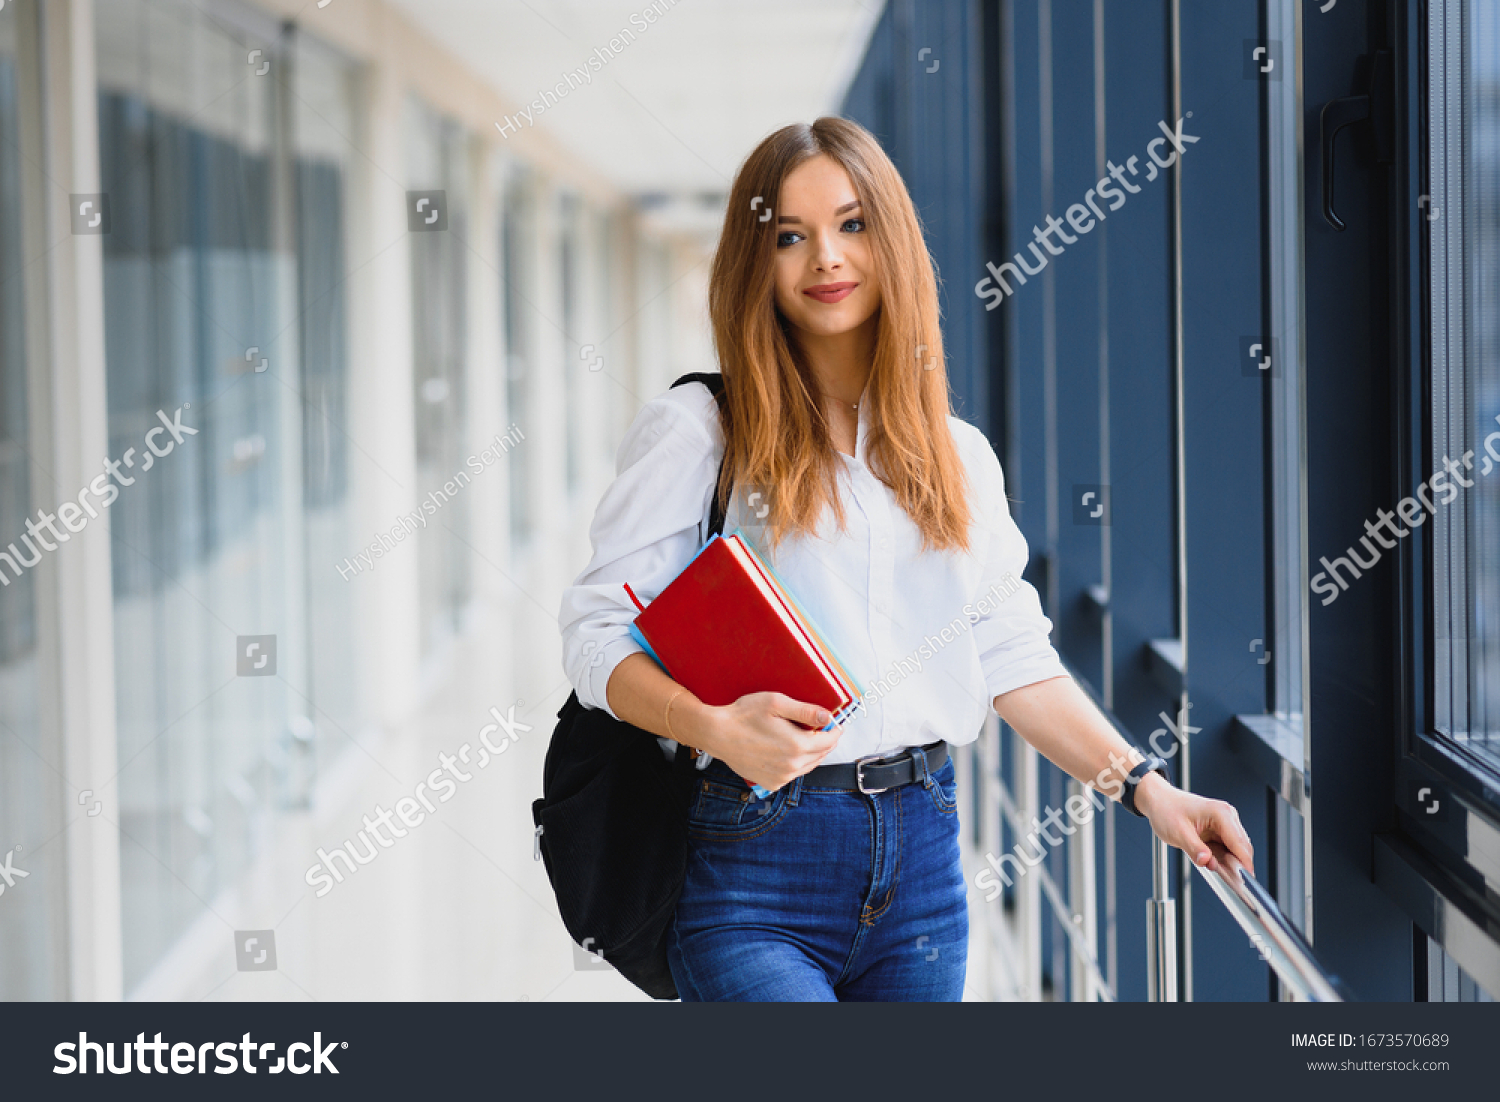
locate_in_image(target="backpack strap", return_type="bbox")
[668,372,728,539]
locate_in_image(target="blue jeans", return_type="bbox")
[666,747,968,1001]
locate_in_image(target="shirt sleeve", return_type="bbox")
[558,386,722,718]
[963,429,1071,707]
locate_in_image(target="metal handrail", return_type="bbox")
[1146,836,1177,1002]
[986,674,1342,1002]
[993,778,1116,1001]
[1194,845,1343,1002]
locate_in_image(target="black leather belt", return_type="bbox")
[803,741,948,794]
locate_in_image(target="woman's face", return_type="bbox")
[771,154,882,341]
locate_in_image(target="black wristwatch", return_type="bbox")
[1121,755,1170,818]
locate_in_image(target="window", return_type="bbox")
[1429,0,1500,777]
[0,24,33,672]
[560,191,581,495]
[597,210,629,454]
[291,30,360,774]
[0,15,62,1001]
[1260,0,1311,957]
[94,0,359,991]
[501,167,533,545]
[407,97,472,657]
[1424,936,1497,1001]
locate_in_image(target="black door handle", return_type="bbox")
[1319,50,1394,232]
[1320,94,1370,231]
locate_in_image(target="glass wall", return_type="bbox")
[95,0,357,992]
[560,190,581,496]
[501,165,534,547]
[291,32,360,772]
[0,14,63,1002]
[407,96,472,658]
[597,209,629,454]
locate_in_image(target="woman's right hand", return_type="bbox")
[688,692,841,792]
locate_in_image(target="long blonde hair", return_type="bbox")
[708,117,971,553]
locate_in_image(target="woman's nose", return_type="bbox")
[812,233,843,270]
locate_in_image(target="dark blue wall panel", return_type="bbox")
[844,0,991,433]
[1301,0,1413,1003]
[1099,0,1177,1008]
[1176,0,1273,1002]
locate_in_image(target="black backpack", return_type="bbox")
[531,372,727,1000]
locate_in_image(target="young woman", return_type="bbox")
[559,117,1254,1002]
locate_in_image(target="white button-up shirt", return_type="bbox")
[557,378,1069,764]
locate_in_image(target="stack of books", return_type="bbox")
[626,531,862,731]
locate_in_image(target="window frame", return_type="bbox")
[1410,0,1500,817]
[1385,0,1500,1000]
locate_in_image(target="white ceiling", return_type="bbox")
[387,0,885,200]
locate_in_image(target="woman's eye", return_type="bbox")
[774,219,860,247]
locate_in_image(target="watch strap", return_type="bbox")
[1121,755,1169,818]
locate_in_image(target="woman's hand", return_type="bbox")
[1135,773,1256,878]
[686,691,841,792]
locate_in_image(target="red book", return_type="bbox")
[626,533,860,721]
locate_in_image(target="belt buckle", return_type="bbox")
[854,754,889,795]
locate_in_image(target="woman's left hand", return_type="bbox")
[1135,774,1255,878]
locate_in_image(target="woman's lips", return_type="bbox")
[803,282,858,304]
